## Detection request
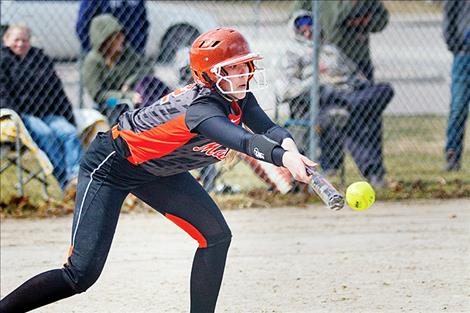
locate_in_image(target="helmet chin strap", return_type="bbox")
[218,87,241,102]
[202,72,216,89]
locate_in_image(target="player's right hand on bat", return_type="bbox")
[282,151,318,184]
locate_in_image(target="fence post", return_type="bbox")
[308,0,321,161]
[78,53,84,109]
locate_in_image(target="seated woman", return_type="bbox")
[0,24,83,192]
[82,14,169,122]
[276,11,394,188]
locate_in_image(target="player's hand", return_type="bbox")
[282,151,318,184]
[281,137,300,154]
[121,84,130,92]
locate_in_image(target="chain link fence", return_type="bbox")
[1,0,469,203]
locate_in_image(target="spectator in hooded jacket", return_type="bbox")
[276,11,394,187]
[293,0,389,81]
[442,0,470,171]
[76,0,149,54]
[0,24,83,191]
[82,14,169,121]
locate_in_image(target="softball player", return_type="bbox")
[0,28,317,313]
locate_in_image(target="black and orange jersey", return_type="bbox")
[111,83,288,177]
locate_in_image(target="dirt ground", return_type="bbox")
[1,199,469,313]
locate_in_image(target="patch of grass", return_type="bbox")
[218,115,470,205]
[383,115,469,181]
[383,0,443,15]
[1,115,469,217]
[0,151,70,218]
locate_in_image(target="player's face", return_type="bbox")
[4,28,31,58]
[219,63,250,100]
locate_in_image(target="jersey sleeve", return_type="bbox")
[241,93,277,133]
[195,116,285,166]
[241,93,293,143]
[185,97,228,132]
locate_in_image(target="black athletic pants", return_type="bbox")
[0,132,232,313]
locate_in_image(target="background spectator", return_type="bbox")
[76,0,149,54]
[294,0,389,81]
[174,47,193,87]
[0,24,83,191]
[276,11,394,188]
[82,14,169,121]
[443,0,470,171]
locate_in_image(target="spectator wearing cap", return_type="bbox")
[276,10,394,188]
[293,0,389,81]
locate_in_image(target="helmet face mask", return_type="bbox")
[211,59,267,96]
[190,28,267,96]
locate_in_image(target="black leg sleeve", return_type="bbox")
[0,269,76,313]
[190,241,231,313]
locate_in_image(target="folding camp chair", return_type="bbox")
[0,109,54,199]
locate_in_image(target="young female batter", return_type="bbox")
[0,28,317,313]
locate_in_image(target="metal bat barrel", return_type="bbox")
[306,167,345,211]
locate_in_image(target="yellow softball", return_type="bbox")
[345,181,375,211]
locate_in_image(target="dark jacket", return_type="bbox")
[76,0,149,54]
[0,46,75,125]
[443,0,470,54]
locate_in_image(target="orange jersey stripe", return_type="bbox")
[117,114,196,164]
